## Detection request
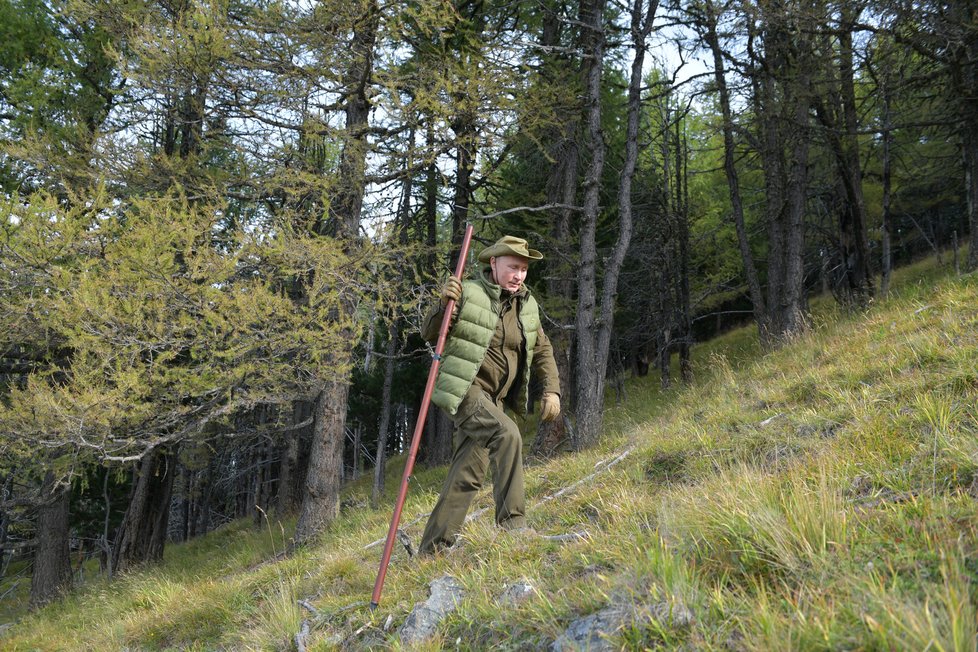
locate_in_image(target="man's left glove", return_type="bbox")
[540,392,560,422]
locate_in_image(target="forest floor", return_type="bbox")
[2,253,977,651]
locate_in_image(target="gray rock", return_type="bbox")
[551,600,693,651]
[398,575,464,645]
[499,579,537,605]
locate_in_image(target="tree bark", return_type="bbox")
[421,407,454,466]
[748,0,812,342]
[880,74,894,295]
[812,14,872,305]
[372,329,398,506]
[965,120,978,271]
[702,1,768,345]
[30,471,72,607]
[294,1,377,545]
[836,14,873,301]
[294,380,349,544]
[278,401,307,515]
[572,0,609,450]
[111,448,176,575]
[674,118,693,385]
[573,0,653,448]
[533,0,580,458]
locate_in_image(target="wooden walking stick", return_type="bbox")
[370,223,474,609]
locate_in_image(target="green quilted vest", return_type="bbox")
[431,274,540,416]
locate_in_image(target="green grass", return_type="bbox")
[3,253,978,650]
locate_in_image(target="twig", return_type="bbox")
[396,528,415,557]
[536,447,635,506]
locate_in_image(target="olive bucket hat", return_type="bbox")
[477,235,544,263]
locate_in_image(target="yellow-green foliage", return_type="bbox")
[4,255,978,650]
[0,188,425,500]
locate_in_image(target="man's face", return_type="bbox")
[490,255,530,293]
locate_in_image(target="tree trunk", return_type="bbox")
[30,471,72,607]
[278,401,308,515]
[779,22,813,339]
[749,1,811,342]
[319,1,378,238]
[193,457,216,537]
[961,27,978,272]
[252,438,272,528]
[702,2,767,345]
[779,99,811,338]
[880,80,894,296]
[574,0,652,448]
[572,0,609,450]
[421,407,454,466]
[812,57,872,303]
[532,0,580,458]
[0,475,13,576]
[294,1,377,545]
[673,110,693,384]
[372,329,398,506]
[966,120,978,271]
[176,464,191,543]
[836,16,873,301]
[111,448,176,575]
[293,379,349,544]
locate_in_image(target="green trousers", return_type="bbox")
[419,387,527,554]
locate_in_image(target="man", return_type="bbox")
[418,235,561,555]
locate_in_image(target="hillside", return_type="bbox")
[3,256,977,651]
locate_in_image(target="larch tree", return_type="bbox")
[573,0,659,449]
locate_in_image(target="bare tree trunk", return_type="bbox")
[111,448,176,575]
[572,0,609,450]
[881,81,893,296]
[278,402,307,515]
[574,0,654,449]
[294,380,349,544]
[747,15,788,339]
[961,31,978,272]
[372,330,398,506]
[421,407,453,466]
[0,476,13,576]
[294,1,377,545]
[812,31,872,305]
[748,0,811,342]
[193,455,217,537]
[176,465,191,543]
[966,121,978,271]
[675,119,693,385]
[702,1,767,345]
[836,15,873,301]
[532,0,579,459]
[30,471,72,607]
[350,422,362,482]
[781,98,811,338]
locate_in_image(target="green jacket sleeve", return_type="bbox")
[531,325,561,397]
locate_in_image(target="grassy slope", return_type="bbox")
[3,255,977,651]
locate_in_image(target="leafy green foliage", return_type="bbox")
[0,187,416,477]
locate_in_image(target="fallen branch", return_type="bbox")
[535,447,635,507]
